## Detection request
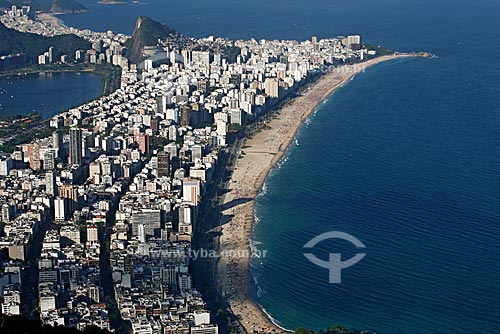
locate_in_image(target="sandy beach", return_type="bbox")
[216,54,413,333]
[37,13,67,29]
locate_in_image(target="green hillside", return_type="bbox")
[0,22,90,67]
[50,0,88,13]
[124,16,180,64]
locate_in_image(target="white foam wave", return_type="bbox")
[256,285,264,298]
[260,306,292,332]
[258,182,268,197]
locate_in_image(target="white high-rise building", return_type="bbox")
[264,77,279,98]
[194,311,211,326]
[138,223,146,243]
[0,156,12,176]
[1,302,20,316]
[38,55,47,64]
[87,225,99,243]
[54,197,65,221]
[39,294,56,313]
[88,284,100,303]
[178,273,192,291]
[182,179,201,206]
[178,205,193,235]
[347,35,361,49]
[45,171,57,197]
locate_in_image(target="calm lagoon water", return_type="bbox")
[0,72,103,118]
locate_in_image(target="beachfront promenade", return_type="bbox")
[216,54,413,333]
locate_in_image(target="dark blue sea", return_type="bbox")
[58,0,500,332]
[0,72,103,118]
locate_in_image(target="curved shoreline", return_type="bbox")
[0,64,122,97]
[216,54,416,333]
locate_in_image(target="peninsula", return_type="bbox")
[0,9,429,334]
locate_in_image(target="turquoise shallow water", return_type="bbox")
[18,0,500,332]
[0,72,103,118]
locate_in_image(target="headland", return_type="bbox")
[0,7,432,334]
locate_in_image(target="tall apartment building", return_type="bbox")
[69,127,83,165]
[157,151,170,177]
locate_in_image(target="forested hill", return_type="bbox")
[50,0,88,14]
[0,22,90,64]
[124,16,181,64]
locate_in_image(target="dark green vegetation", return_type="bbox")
[123,16,240,65]
[124,16,181,64]
[228,123,244,132]
[0,314,111,334]
[192,44,241,63]
[0,113,54,152]
[50,0,88,14]
[363,43,394,56]
[221,45,241,63]
[0,22,90,68]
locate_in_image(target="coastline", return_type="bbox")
[37,13,68,29]
[216,54,415,333]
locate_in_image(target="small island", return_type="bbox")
[49,0,88,14]
[98,0,134,5]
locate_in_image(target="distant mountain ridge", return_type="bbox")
[124,16,181,64]
[0,0,47,11]
[0,22,90,67]
[50,0,88,14]
[0,0,87,13]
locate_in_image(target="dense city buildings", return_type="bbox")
[0,6,372,334]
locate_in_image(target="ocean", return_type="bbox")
[253,53,500,333]
[0,72,103,118]
[24,0,500,332]
[252,1,500,332]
